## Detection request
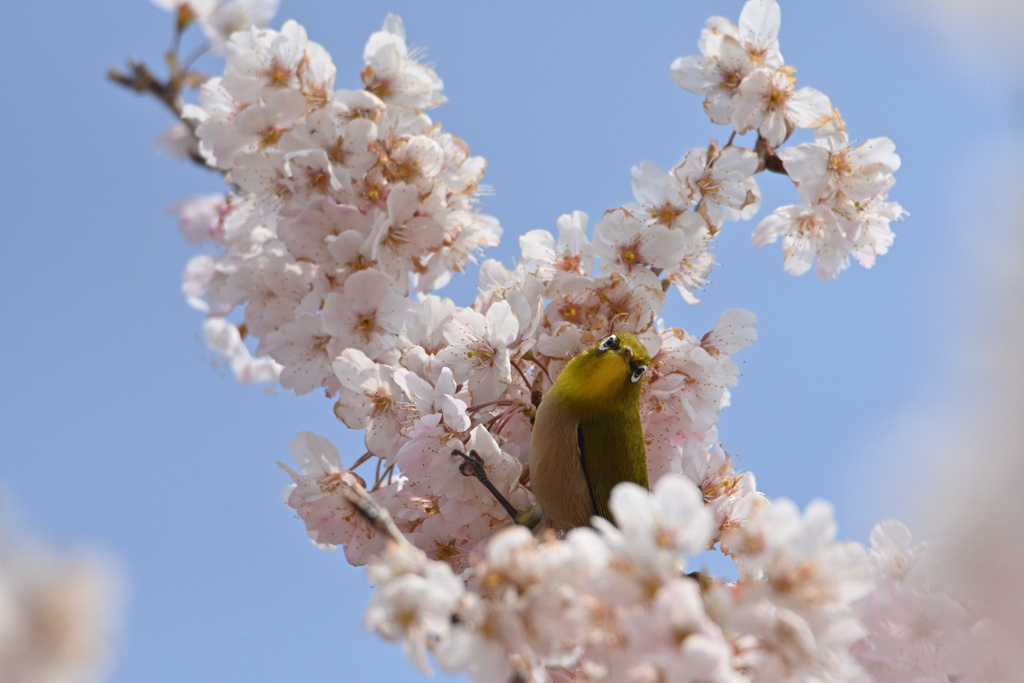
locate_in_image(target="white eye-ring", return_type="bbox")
[630,365,648,383]
[598,334,618,351]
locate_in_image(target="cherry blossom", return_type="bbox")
[672,0,784,128]
[203,317,281,384]
[729,66,832,147]
[361,15,446,109]
[435,302,520,404]
[752,203,853,280]
[169,194,230,245]
[607,475,715,558]
[734,0,783,70]
[662,225,715,304]
[363,549,465,675]
[331,348,401,433]
[853,521,979,683]
[0,521,117,683]
[779,129,901,205]
[202,0,279,50]
[701,308,758,358]
[321,268,414,361]
[626,161,699,234]
[259,313,337,394]
[519,211,595,281]
[279,432,391,563]
[674,145,758,231]
[150,0,216,27]
[672,34,755,126]
[593,208,692,280]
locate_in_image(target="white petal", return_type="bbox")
[485,301,519,346]
[777,143,831,203]
[670,55,713,94]
[729,69,771,134]
[786,87,833,129]
[751,209,790,247]
[289,431,342,475]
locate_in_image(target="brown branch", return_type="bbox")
[510,359,532,389]
[467,399,522,414]
[338,480,410,548]
[373,463,395,491]
[521,350,552,385]
[753,133,788,176]
[107,59,218,172]
[764,153,787,175]
[348,451,374,471]
[109,60,184,119]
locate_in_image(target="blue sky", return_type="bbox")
[0,1,1011,681]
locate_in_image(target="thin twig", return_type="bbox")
[373,464,394,491]
[107,59,218,173]
[491,404,524,436]
[467,399,522,414]
[452,449,522,524]
[170,26,183,63]
[510,359,533,389]
[348,451,374,471]
[339,480,409,547]
[180,41,211,74]
[483,403,520,427]
[108,60,184,118]
[532,358,552,384]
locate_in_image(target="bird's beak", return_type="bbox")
[617,345,642,374]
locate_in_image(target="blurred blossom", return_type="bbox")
[151,0,278,51]
[0,511,119,683]
[919,146,1024,683]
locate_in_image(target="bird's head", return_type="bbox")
[555,331,651,409]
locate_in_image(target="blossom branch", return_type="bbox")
[338,478,408,548]
[107,59,212,171]
[125,1,932,681]
[753,134,788,175]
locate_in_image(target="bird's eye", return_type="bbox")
[631,365,648,383]
[598,334,619,351]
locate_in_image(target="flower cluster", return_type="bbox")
[853,521,981,683]
[167,6,763,581]
[358,489,988,682]
[176,15,500,397]
[672,0,904,280]
[753,114,905,280]
[361,479,955,682]
[138,0,968,681]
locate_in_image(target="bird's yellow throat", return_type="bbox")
[557,348,637,407]
[580,352,632,399]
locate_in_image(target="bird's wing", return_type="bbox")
[578,413,648,524]
[528,398,597,529]
[576,425,608,521]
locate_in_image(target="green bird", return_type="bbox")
[528,331,650,529]
[454,331,651,530]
